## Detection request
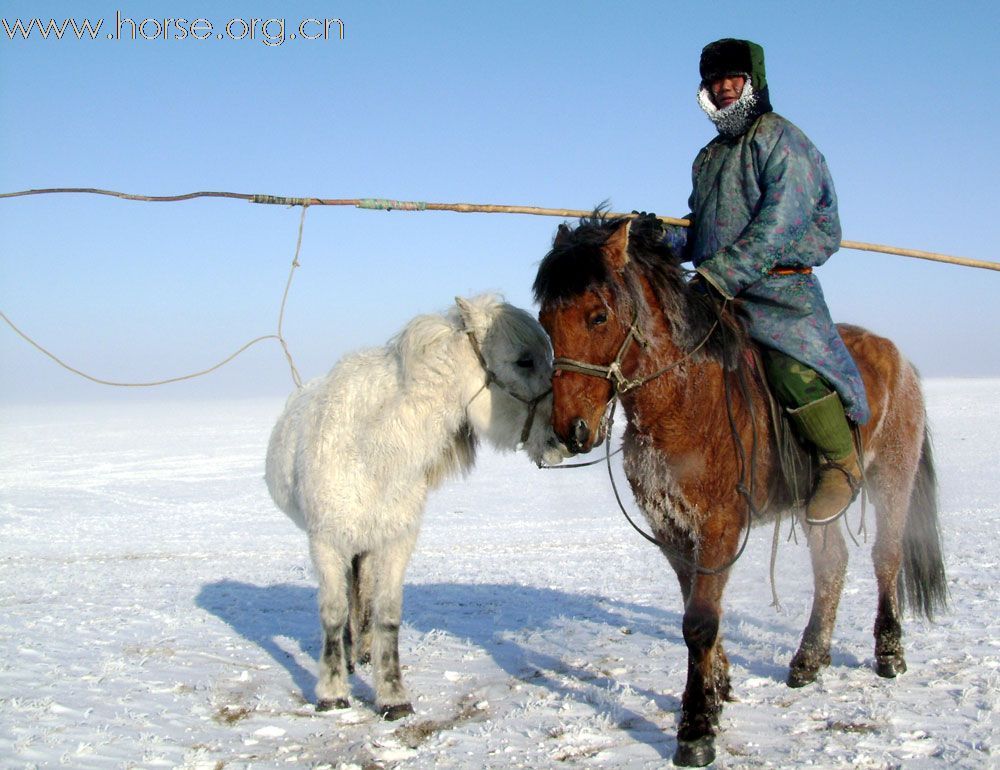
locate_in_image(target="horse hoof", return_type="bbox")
[316,698,350,712]
[673,736,716,767]
[381,702,415,721]
[787,665,819,688]
[787,649,830,688]
[876,655,907,678]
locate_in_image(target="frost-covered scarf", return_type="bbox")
[698,75,767,138]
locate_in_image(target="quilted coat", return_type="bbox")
[677,110,871,424]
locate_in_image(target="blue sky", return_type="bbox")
[1,0,998,402]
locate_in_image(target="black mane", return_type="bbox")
[532,212,630,305]
[533,209,746,368]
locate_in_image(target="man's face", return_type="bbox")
[709,75,746,109]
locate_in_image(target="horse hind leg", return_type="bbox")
[788,519,849,687]
[369,529,419,720]
[868,450,924,679]
[347,553,374,671]
[868,458,925,678]
[867,400,946,679]
[310,539,353,711]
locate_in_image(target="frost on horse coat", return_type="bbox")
[265,293,564,718]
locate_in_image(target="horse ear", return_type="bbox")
[553,223,572,247]
[603,220,631,273]
[455,296,477,331]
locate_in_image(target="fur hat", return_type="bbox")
[697,38,772,137]
[699,38,768,93]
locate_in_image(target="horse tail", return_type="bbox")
[898,424,948,620]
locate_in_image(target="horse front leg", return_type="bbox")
[369,528,419,720]
[309,539,352,711]
[788,518,849,687]
[671,530,736,768]
[663,546,733,715]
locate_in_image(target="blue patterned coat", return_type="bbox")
[674,111,870,424]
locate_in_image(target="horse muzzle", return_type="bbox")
[565,415,605,454]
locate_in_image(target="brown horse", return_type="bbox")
[533,213,946,767]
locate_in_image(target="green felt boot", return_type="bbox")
[787,392,861,525]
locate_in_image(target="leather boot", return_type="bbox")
[805,450,861,525]
[787,392,862,525]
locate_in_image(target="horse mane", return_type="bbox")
[425,421,477,487]
[388,310,463,382]
[533,209,746,368]
[390,294,547,375]
[473,298,553,364]
[387,305,479,481]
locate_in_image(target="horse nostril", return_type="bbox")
[570,418,590,452]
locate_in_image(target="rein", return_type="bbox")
[549,299,760,577]
[465,331,551,445]
[599,397,755,577]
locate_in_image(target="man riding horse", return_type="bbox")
[664,38,869,525]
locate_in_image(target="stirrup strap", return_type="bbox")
[818,458,863,494]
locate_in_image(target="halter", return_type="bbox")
[554,313,648,395]
[553,309,718,396]
[548,300,759,577]
[465,331,552,445]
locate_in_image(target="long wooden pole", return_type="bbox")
[2,187,997,272]
[838,239,995,271]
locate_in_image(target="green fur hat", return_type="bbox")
[699,38,768,93]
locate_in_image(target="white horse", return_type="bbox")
[265,294,566,719]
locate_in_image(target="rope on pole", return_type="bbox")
[0,310,278,387]
[0,193,310,389]
[1,186,996,272]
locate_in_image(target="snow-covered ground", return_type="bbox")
[1,379,997,769]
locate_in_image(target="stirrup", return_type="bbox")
[804,506,851,527]
[804,460,861,527]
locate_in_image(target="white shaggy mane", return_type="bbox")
[387,310,481,487]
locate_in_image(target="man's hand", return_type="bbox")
[630,210,665,239]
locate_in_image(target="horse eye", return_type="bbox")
[589,312,608,327]
[516,355,535,369]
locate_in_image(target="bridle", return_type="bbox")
[465,331,552,445]
[548,300,761,577]
[553,308,718,397]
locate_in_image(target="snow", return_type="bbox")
[1,379,998,769]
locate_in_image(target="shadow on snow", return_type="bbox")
[195,579,858,757]
[197,580,692,757]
